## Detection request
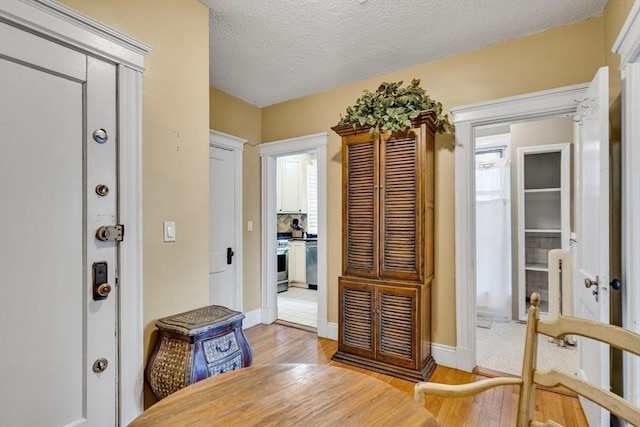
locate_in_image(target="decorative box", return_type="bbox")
[146,305,253,400]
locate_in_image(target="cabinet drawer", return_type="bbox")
[208,352,243,376]
[203,332,240,363]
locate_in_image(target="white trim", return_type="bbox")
[117,66,145,425]
[209,130,247,312]
[322,321,338,341]
[431,343,457,369]
[451,83,589,126]
[614,2,640,408]
[0,2,148,424]
[260,154,278,324]
[258,133,330,338]
[242,308,262,330]
[259,132,328,156]
[613,0,640,66]
[0,0,150,71]
[453,85,586,372]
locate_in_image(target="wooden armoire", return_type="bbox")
[331,111,436,381]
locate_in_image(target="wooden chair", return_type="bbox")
[414,292,640,426]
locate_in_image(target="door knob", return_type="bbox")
[227,247,235,265]
[584,277,599,298]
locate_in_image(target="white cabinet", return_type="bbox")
[517,143,570,318]
[277,155,307,213]
[288,240,307,285]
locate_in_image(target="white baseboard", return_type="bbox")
[455,346,475,373]
[242,308,262,329]
[431,343,457,369]
[317,320,338,340]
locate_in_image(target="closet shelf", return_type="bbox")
[524,228,561,234]
[525,263,549,272]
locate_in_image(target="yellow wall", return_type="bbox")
[261,18,606,346]
[59,0,211,369]
[209,87,263,311]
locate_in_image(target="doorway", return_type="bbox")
[209,130,247,312]
[276,152,319,329]
[451,82,590,373]
[473,119,577,376]
[258,133,330,338]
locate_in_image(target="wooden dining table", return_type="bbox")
[130,363,440,426]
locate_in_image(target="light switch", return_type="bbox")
[247,220,253,232]
[164,221,176,242]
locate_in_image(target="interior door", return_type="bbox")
[209,145,237,309]
[0,22,117,426]
[574,66,610,427]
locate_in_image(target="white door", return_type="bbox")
[574,66,610,426]
[0,22,117,426]
[209,145,237,309]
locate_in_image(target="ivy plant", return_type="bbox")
[337,79,452,135]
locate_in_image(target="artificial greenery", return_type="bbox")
[337,79,451,135]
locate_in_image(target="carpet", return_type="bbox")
[476,319,577,376]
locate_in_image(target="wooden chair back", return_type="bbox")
[415,292,640,426]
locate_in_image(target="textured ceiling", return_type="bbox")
[201,0,607,108]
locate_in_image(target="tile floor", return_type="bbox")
[277,287,317,328]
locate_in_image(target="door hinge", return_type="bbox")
[96,224,124,242]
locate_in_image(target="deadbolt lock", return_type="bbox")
[96,283,112,298]
[95,224,124,242]
[92,261,112,301]
[93,358,108,373]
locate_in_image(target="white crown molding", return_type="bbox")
[259,132,328,156]
[209,129,247,151]
[613,0,640,65]
[451,83,588,127]
[0,0,151,71]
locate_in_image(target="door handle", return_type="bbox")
[227,247,235,265]
[610,278,621,290]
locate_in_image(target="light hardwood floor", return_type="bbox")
[243,323,588,427]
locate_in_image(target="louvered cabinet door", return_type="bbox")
[376,284,419,368]
[379,129,424,282]
[342,134,379,277]
[338,278,375,358]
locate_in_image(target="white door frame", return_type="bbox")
[451,83,588,371]
[258,133,333,339]
[0,1,149,424]
[613,0,640,408]
[209,130,247,311]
